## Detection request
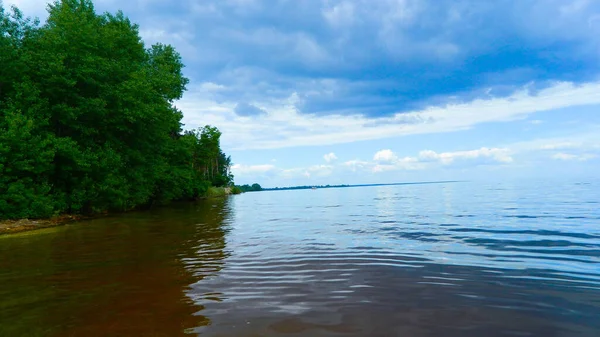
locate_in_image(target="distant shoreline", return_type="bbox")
[262,180,464,191]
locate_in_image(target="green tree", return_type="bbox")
[0,0,234,220]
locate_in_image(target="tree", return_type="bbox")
[236,184,263,192]
[0,0,234,220]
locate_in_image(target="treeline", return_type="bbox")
[0,0,232,220]
[265,184,350,191]
[235,184,263,192]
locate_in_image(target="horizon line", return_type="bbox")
[259,180,466,191]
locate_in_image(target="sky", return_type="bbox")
[4,0,600,187]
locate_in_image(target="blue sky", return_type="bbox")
[6,0,600,187]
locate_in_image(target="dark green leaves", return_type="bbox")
[0,0,233,220]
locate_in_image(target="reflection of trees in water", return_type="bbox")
[179,198,234,330]
[0,232,63,336]
[0,198,233,337]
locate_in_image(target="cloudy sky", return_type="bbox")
[6,0,600,187]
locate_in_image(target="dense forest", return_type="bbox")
[0,0,233,220]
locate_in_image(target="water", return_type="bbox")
[1,180,599,336]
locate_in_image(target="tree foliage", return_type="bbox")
[236,183,263,192]
[0,1,233,220]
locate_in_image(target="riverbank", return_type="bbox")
[0,215,85,236]
[0,187,234,236]
[205,186,234,198]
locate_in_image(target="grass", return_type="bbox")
[204,186,232,198]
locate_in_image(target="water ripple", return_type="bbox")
[186,180,600,336]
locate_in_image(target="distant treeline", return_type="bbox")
[0,1,233,220]
[232,184,353,193]
[234,184,263,193]
[264,184,350,191]
[241,181,462,193]
[233,183,350,193]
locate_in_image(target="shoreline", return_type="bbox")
[0,187,234,236]
[0,215,86,236]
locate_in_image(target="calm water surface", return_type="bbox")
[1,180,599,336]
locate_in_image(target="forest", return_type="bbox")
[0,0,233,220]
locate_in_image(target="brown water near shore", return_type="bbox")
[0,200,226,336]
[0,187,233,236]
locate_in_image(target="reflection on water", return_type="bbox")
[1,180,600,336]
[0,199,232,336]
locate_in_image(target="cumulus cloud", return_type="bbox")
[234,102,268,117]
[323,152,338,163]
[371,150,421,172]
[230,134,600,185]
[369,147,513,173]
[232,162,335,184]
[373,149,397,163]
[233,144,516,185]
[8,0,600,120]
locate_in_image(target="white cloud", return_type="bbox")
[307,164,334,177]
[374,147,512,167]
[323,152,338,163]
[343,160,370,172]
[9,1,600,153]
[279,167,310,179]
[367,147,514,174]
[372,164,398,173]
[199,82,227,91]
[371,150,422,172]
[418,147,514,165]
[178,81,600,151]
[539,142,582,150]
[373,149,397,163]
[231,137,599,185]
[231,164,276,175]
[323,1,355,28]
[233,162,334,183]
[552,153,598,161]
[3,0,47,17]
[506,130,600,153]
[552,153,577,161]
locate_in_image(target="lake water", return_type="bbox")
[1,180,599,336]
